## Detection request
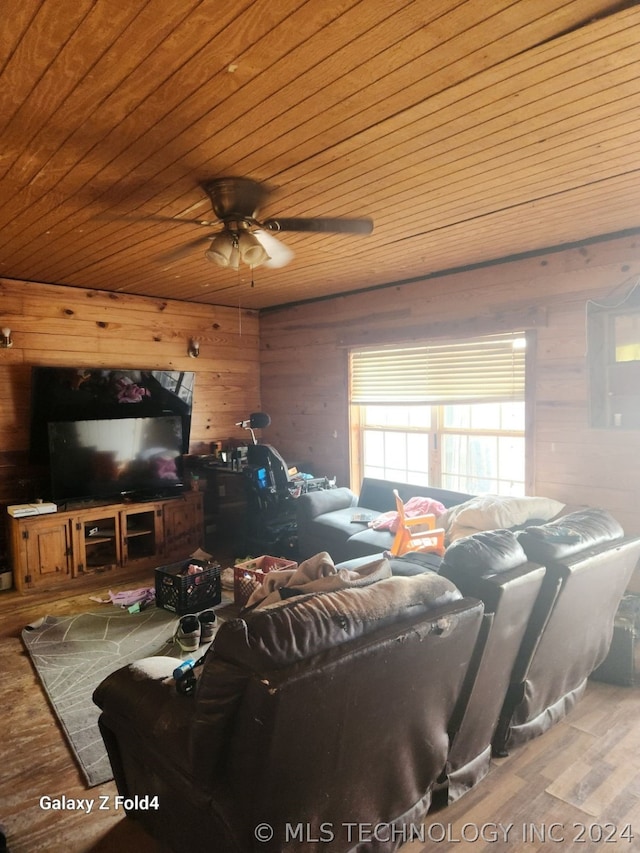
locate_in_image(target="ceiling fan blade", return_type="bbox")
[262,216,373,235]
[157,233,215,262]
[254,230,294,269]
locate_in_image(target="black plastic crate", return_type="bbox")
[155,558,221,615]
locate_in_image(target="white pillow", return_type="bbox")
[441,495,565,543]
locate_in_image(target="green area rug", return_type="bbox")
[22,606,182,787]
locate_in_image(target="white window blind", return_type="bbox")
[350,333,526,405]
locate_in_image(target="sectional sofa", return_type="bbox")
[94,496,640,853]
[295,477,568,563]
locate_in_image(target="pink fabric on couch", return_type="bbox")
[369,496,447,532]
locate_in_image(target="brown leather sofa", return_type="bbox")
[94,572,484,853]
[338,507,640,802]
[493,508,640,753]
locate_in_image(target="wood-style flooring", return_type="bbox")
[1,574,639,853]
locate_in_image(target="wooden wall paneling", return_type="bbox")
[0,279,262,559]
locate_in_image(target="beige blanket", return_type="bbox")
[246,551,392,609]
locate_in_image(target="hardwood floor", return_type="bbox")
[1,576,639,853]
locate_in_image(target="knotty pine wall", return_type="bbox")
[260,233,640,537]
[0,278,261,561]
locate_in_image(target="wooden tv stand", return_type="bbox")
[8,491,203,593]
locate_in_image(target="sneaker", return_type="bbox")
[174,614,200,652]
[198,610,217,644]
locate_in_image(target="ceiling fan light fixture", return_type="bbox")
[228,244,241,271]
[204,232,236,267]
[238,230,270,267]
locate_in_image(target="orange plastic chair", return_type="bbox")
[389,489,445,557]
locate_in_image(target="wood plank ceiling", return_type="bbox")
[1,0,639,311]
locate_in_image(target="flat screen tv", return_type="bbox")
[48,415,185,504]
[30,367,195,463]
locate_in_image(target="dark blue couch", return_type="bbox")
[295,477,472,563]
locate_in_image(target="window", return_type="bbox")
[350,333,528,495]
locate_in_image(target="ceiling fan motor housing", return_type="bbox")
[201,177,268,222]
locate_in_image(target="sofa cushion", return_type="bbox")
[441,528,529,577]
[517,508,624,563]
[305,507,381,560]
[296,487,357,522]
[441,495,565,543]
[358,478,472,513]
[343,526,396,558]
[213,573,463,670]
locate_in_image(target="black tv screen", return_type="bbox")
[48,415,185,503]
[30,367,195,463]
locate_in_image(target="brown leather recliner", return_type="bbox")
[392,530,546,803]
[94,573,484,853]
[493,508,640,753]
[435,529,546,802]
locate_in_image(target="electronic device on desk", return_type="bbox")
[288,470,336,495]
[8,502,57,518]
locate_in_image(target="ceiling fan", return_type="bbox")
[164,177,374,270]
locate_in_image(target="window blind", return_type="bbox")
[350,333,526,405]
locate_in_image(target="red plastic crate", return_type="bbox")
[233,555,297,607]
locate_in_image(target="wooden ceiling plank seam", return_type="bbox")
[89,77,637,267]
[0,0,620,262]
[242,0,595,186]
[243,46,639,232]
[0,0,276,246]
[1,0,520,256]
[11,141,640,292]
[0,0,98,138]
[82,0,576,223]
[163,0,477,177]
[382,166,640,252]
[326,87,640,235]
[304,70,637,216]
[202,185,640,308]
[96,58,640,262]
[0,0,264,240]
[58,0,361,203]
[336,175,640,257]
[55,0,420,225]
[391,178,640,251]
[68,55,640,271]
[415,117,640,214]
[0,0,356,256]
[2,2,639,309]
[1,0,608,266]
[0,1,42,75]
[0,0,161,187]
[270,65,636,226]
[0,0,205,195]
[260,5,640,206]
